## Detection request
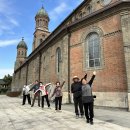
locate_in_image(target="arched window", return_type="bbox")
[56,47,61,73]
[87,33,101,67]
[87,5,92,14]
[22,51,24,55]
[18,51,20,55]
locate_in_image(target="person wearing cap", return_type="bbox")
[81,71,96,125]
[71,76,84,118]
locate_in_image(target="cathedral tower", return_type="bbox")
[33,6,50,51]
[14,37,28,70]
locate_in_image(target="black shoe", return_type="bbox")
[22,104,25,105]
[90,121,93,125]
[86,120,89,123]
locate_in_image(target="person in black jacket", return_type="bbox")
[71,76,84,118]
[29,80,40,107]
[81,71,96,125]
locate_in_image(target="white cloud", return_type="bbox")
[0,69,13,79]
[0,39,20,47]
[0,0,19,36]
[49,2,70,20]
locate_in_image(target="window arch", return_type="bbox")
[56,47,62,73]
[22,51,24,55]
[86,33,101,68]
[87,5,92,14]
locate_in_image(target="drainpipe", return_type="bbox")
[67,29,71,104]
[26,63,28,85]
[39,52,42,82]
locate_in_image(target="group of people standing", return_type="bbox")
[22,71,96,125]
[22,80,65,112]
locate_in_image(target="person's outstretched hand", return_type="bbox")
[93,71,96,75]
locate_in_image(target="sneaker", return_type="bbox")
[59,110,62,112]
[76,115,79,119]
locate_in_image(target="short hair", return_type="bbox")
[35,80,39,82]
[56,81,60,85]
[39,82,43,84]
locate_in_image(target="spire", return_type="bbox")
[22,37,24,41]
[41,0,44,6]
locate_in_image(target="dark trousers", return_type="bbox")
[55,96,62,110]
[22,94,31,105]
[83,102,94,121]
[74,97,84,116]
[31,93,40,107]
[41,95,50,108]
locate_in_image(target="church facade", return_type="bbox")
[11,0,130,110]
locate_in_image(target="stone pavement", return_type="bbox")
[0,95,130,130]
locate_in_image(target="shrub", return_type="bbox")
[6,91,21,97]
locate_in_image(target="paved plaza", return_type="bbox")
[0,95,130,130]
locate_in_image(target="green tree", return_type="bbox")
[3,74,12,85]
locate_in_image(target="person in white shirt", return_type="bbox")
[22,83,33,105]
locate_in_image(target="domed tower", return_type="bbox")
[33,6,50,51]
[14,37,28,70]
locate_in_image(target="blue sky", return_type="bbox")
[0,0,83,78]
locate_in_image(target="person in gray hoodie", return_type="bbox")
[81,71,96,125]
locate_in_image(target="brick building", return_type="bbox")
[11,0,130,110]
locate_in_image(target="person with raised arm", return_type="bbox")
[81,71,96,125]
[29,80,40,107]
[50,81,65,112]
[39,82,51,109]
[71,76,84,119]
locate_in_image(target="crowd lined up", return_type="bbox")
[22,71,96,125]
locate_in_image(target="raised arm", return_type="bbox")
[88,71,96,86]
[29,84,35,91]
[61,81,65,88]
[45,83,51,87]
